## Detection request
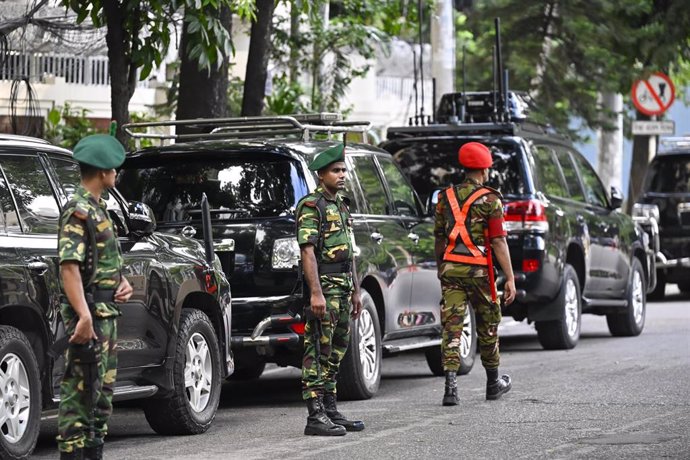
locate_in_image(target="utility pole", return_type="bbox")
[431,0,455,107]
[596,92,624,194]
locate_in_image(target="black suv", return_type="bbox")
[380,91,656,350]
[634,137,690,299]
[117,115,477,401]
[0,135,233,459]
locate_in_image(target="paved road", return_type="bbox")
[34,287,689,459]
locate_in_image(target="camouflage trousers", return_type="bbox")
[302,293,352,400]
[57,312,118,453]
[440,275,501,372]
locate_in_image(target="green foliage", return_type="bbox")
[227,76,246,116]
[271,0,426,113]
[62,0,254,77]
[44,104,103,149]
[459,0,690,138]
[264,74,307,115]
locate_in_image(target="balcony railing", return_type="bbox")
[0,51,151,88]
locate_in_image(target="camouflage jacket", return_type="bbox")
[434,178,504,278]
[296,186,354,295]
[58,185,123,317]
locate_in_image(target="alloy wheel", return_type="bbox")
[184,333,212,413]
[564,278,580,338]
[357,309,379,385]
[0,353,30,443]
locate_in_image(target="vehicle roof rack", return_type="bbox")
[122,113,371,145]
[0,134,51,145]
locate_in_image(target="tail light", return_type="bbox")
[522,259,540,273]
[504,200,549,232]
[289,322,305,335]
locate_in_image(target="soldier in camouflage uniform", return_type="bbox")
[296,143,365,436]
[434,142,516,406]
[57,135,133,459]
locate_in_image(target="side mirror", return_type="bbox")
[127,201,156,236]
[426,189,443,216]
[610,186,624,210]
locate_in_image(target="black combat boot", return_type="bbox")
[60,448,83,460]
[84,444,103,460]
[323,392,365,432]
[486,368,512,400]
[304,396,347,436]
[442,371,459,406]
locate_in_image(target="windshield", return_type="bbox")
[391,139,527,202]
[644,156,690,194]
[117,154,308,223]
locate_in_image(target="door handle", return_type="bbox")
[27,261,49,272]
[370,232,384,244]
[407,232,420,245]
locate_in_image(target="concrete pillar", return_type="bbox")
[431,0,455,106]
[597,92,623,192]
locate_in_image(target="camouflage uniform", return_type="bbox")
[57,185,122,453]
[434,178,504,372]
[296,185,354,401]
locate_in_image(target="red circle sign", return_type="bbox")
[631,72,675,116]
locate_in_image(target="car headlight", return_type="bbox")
[632,203,660,222]
[272,237,301,269]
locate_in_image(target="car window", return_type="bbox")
[0,171,21,233]
[349,155,388,215]
[643,156,690,193]
[376,156,420,217]
[391,140,527,203]
[50,157,81,200]
[1,155,60,234]
[118,153,309,223]
[570,152,609,208]
[554,149,586,203]
[342,161,362,214]
[532,145,569,198]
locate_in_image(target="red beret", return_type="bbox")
[458,142,493,169]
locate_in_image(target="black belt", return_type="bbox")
[87,289,116,303]
[318,262,352,275]
[61,289,115,305]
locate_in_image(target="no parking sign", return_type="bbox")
[631,72,675,116]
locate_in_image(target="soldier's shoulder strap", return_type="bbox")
[295,192,328,253]
[62,197,99,288]
[480,184,504,200]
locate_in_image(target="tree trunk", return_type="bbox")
[241,0,276,116]
[176,6,232,134]
[289,0,301,85]
[596,92,623,193]
[626,111,653,213]
[103,0,138,147]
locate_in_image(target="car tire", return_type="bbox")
[647,270,665,300]
[536,264,581,350]
[425,305,477,376]
[143,309,221,435]
[229,361,266,380]
[338,289,382,401]
[0,326,41,460]
[607,258,646,337]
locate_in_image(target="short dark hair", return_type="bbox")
[78,162,101,179]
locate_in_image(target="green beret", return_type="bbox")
[73,134,126,169]
[308,143,345,171]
